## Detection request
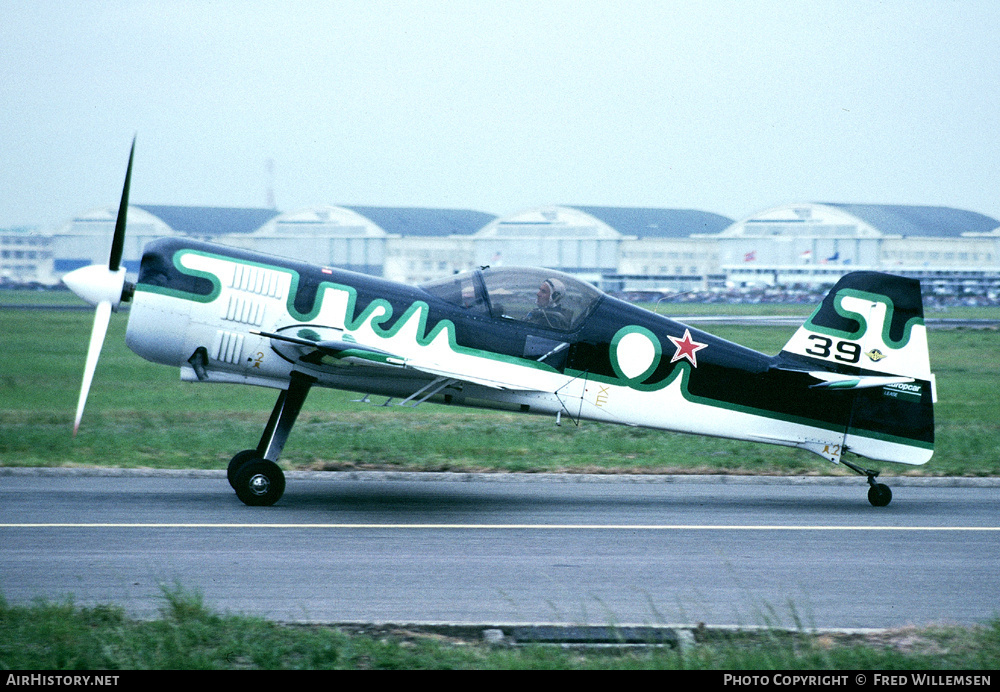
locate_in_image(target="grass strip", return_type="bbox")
[1,586,998,670]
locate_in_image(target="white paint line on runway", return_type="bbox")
[2,523,999,531]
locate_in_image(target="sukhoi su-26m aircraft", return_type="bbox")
[65,141,936,507]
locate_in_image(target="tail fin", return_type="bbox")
[781,272,932,382]
[780,272,935,465]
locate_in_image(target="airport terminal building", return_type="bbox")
[5,201,999,297]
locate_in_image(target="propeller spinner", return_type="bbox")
[62,136,137,434]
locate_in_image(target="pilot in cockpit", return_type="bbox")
[525,277,572,330]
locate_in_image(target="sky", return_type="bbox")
[2,0,999,229]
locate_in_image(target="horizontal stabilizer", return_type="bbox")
[807,372,915,390]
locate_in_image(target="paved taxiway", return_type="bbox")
[1,470,998,629]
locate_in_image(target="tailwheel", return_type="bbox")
[228,449,260,489]
[868,483,892,508]
[234,459,286,506]
[843,459,892,507]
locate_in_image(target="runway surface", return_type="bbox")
[2,470,998,630]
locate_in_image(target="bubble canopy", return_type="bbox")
[420,267,604,331]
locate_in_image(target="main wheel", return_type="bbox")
[228,449,260,489]
[234,459,286,506]
[868,483,892,507]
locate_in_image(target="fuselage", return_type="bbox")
[125,237,933,466]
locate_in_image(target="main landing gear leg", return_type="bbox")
[229,372,315,506]
[842,459,892,507]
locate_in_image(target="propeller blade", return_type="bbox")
[62,137,134,309]
[108,135,135,272]
[74,300,112,436]
[69,137,136,435]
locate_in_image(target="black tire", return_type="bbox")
[868,483,892,507]
[234,459,286,506]
[228,449,260,489]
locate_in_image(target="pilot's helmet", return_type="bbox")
[544,278,565,303]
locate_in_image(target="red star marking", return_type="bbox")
[668,329,708,367]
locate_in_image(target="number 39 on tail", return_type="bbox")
[64,140,936,507]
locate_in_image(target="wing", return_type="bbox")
[254,329,546,393]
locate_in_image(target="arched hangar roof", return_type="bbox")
[720,203,1000,238]
[476,206,623,239]
[477,206,732,239]
[343,206,498,237]
[134,205,281,236]
[820,204,1000,238]
[569,206,735,238]
[61,205,190,236]
[119,205,496,238]
[253,206,497,237]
